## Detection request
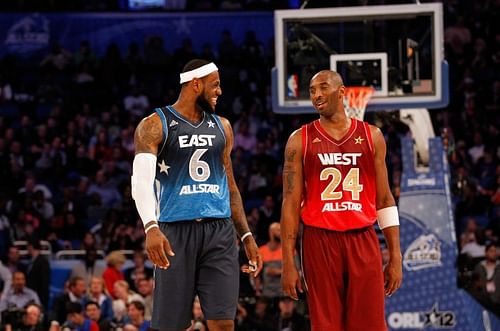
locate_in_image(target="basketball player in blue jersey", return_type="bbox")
[131,59,262,331]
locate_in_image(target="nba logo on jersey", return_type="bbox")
[287,74,299,98]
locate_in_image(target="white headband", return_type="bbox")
[179,62,218,84]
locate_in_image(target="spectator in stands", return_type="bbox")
[473,243,500,308]
[186,297,207,331]
[32,190,54,223]
[40,42,72,72]
[102,251,126,298]
[0,261,11,299]
[111,299,129,329]
[25,239,50,310]
[276,296,309,331]
[256,222,283,304]
[123,250,152,292]
[123,85,150,118]
[87,170,121,207]
[0,74,13,104]
[74,40,98,70]
[51,276,87,324]
[18,175,52,201]
[70,248,105,286]
[80,232,98,251]
[240,296,276,331]
[0,195,12,259]
[460,218,480,248]
[59,212,86,249]
[63,302,99,331]
[125,301,150,331]
[256,195,279,244]
[135,278,153,321]
[4,246,25,274]
[83,276,113,321]
[234,120,257,153]
[4,302,45,331]
[108,224,139,251]
[0,271,40,314]
[85,301,112,331]
[468,131,485,165]
[461,228,487,258]
[112,280,144,307]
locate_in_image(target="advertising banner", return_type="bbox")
[0,12,273,58]
[386,137,499,330]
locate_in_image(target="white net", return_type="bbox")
[343,87,375,121]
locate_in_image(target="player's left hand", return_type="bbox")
[242,235,263,277]
[384,254,403,297]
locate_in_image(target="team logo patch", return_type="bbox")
[403,234,442,271]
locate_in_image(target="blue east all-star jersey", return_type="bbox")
[153,105,230,222]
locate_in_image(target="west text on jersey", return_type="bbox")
[179,184,220,195]
[317,153,362,166]
[178,134,216,148]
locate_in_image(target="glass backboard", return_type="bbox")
[272,3,448,114]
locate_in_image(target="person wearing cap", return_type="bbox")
[131,59,262,331]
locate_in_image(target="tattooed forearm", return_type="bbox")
[229,189,250,236]
[283,148,298,193]
[284,168,295,193]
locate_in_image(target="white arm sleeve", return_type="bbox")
[131,153,158,232]
[377,206,400,229]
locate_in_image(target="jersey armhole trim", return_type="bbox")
[301,124,307,166]
[155,107,169,155]
[363,122,375,156]
[212,114,227,143]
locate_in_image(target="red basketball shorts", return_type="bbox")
[302,225,387,331]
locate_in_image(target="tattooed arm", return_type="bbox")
[134,113,163,155]
[280,129,304,300]
[219,116,262,276]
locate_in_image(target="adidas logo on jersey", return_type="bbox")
[312,137,322,143]
[169,120,178,127]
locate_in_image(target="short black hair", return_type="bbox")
[182,59,211,73]
[128,301,145,313]
[27,238,41,250]
[85,301,100,309]
[66,302,83,315]
[485,242,497,251]
[68,276,84,288]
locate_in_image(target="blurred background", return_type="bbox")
[0,0,498,330]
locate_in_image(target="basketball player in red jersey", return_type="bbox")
[281,70,403,331]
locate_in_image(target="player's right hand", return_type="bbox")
[145,227,175,269]
[282,264,303,300]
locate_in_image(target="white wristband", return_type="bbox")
[377,206,400,229]
[241,232,253,243]
[144,222,159,234]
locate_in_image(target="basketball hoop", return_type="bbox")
[343,86,375,121]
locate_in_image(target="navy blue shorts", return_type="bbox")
[151,218,239,330]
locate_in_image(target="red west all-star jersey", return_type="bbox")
[301,118,377,231]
